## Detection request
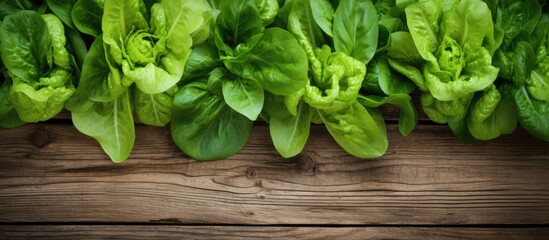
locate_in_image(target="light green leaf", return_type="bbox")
[222,75,265,121]
[135,85,177,126]
[303,51,365,112]
[287,0,326,81]
[72,90,135,163]
[310,0,334,36]
[0,11,51,83]
[333,0,378,64]
[442,0,492,48]
[467,84,517,140]
[225,28,308,96]
[256,0,279,25]
[358,94,418,136]
[102,0,148,65]
[405,0,441,62]
[319,102,388,158]
[9,69,74,122]
[527,57,549,101]
[42,14,71,69]
[426,45,498,101]
[270,100,311,158]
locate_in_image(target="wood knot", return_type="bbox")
[246,167,257,179]
[32,128,50,148]
[294,154,317,173]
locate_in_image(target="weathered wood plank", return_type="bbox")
[0,226,547,240]
[0,124,548,224]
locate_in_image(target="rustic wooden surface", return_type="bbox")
[1,111,549,238]
[0,226,548,240]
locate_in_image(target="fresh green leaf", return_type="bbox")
[319,102,388,158]
[171,81,253,160]
[72,38,124,103]
[46,0,78,29]
[269,100,311,158]
[0,11,52,83]
[514,85,549,141]
[225,27,308,95]
[72,90,135,163]
[333,0,379,64]
[0,0,36,19]
[303,51,366,112]
[256,0,279,25]
[310,0,334,36]
[181,42,221,83]
[405,0,441,62]
[222,74,265,121]
[215,0,263,49]
[0,79,24,128]
[442,0,493,48]
[358,93,418,136]
[527,56,549,101]
[72,0,104,37]
[135,85,177,126]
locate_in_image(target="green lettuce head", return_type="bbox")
[490,0,549,142]
[0,11,75,123]
[388,0,515,141]
[102,0,211,95]
[69,0,212,163]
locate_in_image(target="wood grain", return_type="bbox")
[0,225,548,240]
[0,124,548,225]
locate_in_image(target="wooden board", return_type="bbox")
[1,123,548,225]
[0,225,548,240]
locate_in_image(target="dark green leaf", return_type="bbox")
[171,81,253,160]
[46,0,77,29]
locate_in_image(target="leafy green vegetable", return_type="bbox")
[171,73,253,161]
[333,0,378,64]
[47,0,78,29]
[490,0,549,141]
[171,0,308,160]
[0,0,36,19]
[389,0,506,141]
[135,85,177,127]
[0,71,24,128]
[354,0,419,138]
[265,93,311,158]
[70,0,211,162]
[73,90,135,163]
[72,0,104,37]
[0,11,75,123]
[270,0,389,158]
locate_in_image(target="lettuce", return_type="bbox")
[265,0,388,158]
[0,11,76,124]
[70,0,211,162]
[390,0,512,141]
[170,0,308,161]
[491,0,549,141]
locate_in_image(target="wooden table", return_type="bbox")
[1,108,548,239]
